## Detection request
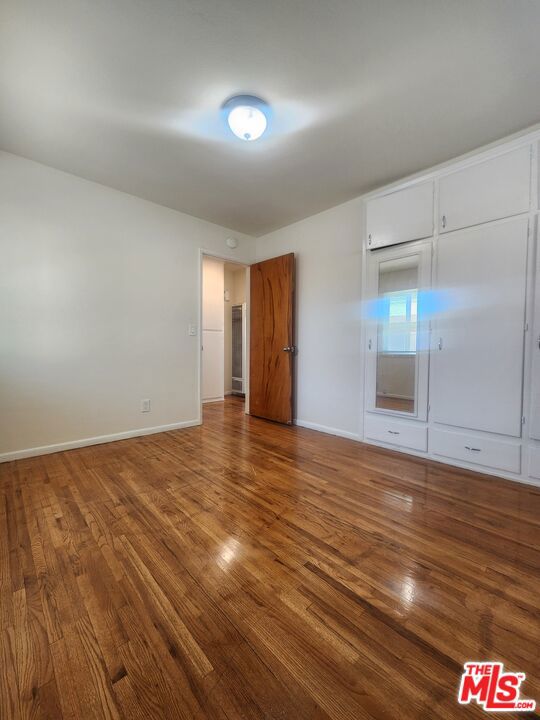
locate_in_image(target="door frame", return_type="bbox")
[198,249,250,423]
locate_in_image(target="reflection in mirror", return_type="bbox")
[376,256,419,414]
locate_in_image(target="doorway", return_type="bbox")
[200,254,249,419]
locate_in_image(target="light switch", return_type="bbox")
[188,323,198,336]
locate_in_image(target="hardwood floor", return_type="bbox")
[1,396,539,719]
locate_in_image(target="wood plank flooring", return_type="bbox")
[1,396,539,719]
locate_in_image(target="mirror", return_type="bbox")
[375,256,419,414]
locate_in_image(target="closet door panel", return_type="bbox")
[529,446,540,479]
[431,217,528,437]
[366,182,433,249]
[529,237,540,440]
[439,146,531,233]
[202,257,224,331]
[202,330,224,402]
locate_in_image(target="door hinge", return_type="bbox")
[522,416,526,425]
[524,321,529,332]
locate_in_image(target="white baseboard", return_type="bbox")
[294,419,361,442]
[202,396,225,404]
[0,419,201,463]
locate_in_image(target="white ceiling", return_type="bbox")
[2,1,540,236]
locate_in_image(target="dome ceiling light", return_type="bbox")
[223,95,269,141]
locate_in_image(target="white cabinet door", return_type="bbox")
[364,414,427,452]
[429,427,521,474]
[528,446,540,479]
[365,240,432,421]
[439,146,531,233]
[529,236,540,440]
[202,257,224,331]
[366,181,433,249]
[202,256,225,402]
[202,330,224,402]
[431,217,528,437]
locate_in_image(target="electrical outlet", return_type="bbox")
[140,399,151,413]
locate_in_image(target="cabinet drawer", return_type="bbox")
[430,428,521,474]
[366,181,433,249]
[528,446,540,480]
[364,414,427,452]
[439,145,531,233]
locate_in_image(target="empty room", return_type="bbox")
[1,1,539,718]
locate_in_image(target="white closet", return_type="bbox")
[431,217,528,437]
[528,215,540,479]
[529,243,540,442]
[202,256,225,403]
[363,136,537,484]
[364,240,431,452]
[366,181,433,249]
[438,146,531,233]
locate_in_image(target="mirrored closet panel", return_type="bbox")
[365,241,431,421]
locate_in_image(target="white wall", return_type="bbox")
[256,199,364,440]
[0,152,255,459]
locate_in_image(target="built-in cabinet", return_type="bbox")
[529,233,540,441]
[363,136,539,485]
[366,181,433,249]
[438,146,531,233]
[529,446,540,480]
[202,256,225,403]
[430,427,521,474]
[365,240,431,423]
[431,217,528,437]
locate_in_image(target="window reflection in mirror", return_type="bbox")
[376,256,419,414]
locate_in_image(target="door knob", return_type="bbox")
[283,346,296,353]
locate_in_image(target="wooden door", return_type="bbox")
[250,253,295,424]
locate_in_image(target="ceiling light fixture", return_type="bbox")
[223,95,269,141]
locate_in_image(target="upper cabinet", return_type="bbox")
[439,145,531,234]
[366,181,433,250]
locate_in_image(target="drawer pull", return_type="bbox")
[465,446,481,452]
[388,430,400,435]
